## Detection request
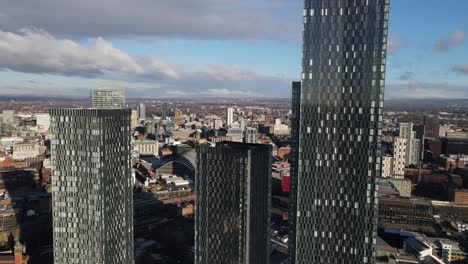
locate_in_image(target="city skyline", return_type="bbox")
[0,0,467,99]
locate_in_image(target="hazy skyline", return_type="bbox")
[0,0,467,99]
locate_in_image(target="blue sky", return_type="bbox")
[0,0,467,98]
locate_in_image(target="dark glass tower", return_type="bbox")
[289,0,389,263]
[50,109,133,264]
[195,142,272,264]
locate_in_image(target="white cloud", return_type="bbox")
[203,65,261,82]
[434,30,465,51]
[451,65,468,75]
[0,28,177,79]
[0,0,300,42]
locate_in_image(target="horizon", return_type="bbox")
[0,0,467,99]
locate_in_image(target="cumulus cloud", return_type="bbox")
[0,29,177,79]
[434,30,465,52]
[0,0,301,42]
[451,65,468,75]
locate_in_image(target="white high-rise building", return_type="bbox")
[393,137,407,178]
[50,108,133,264]
[226,107,234,127]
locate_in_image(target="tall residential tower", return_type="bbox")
[50,109,133,264]
[289,0,390,263]
[226,107,234,127]
[195,142,271,264]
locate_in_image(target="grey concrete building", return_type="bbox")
[137,102,146,120]
[244,127,257,144]
[2,110,15,125]
[289,0,390,263]
[195,142,271,264]
[50,108,133,264]
[90,88,126,109]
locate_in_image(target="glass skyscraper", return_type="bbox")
[289,0,389,263]
[195,142,271,264]
[50,108,133,264]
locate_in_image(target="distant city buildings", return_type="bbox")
[195,142,271,264]
[289,0,389,263]
[50,108,133,264]
[90,88,126,109]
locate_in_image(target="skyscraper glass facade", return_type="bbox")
[290,0,389,263]
[50,108,133,264]
[195,142,271,264]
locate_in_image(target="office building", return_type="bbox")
[410,138,421,165]
[2,110,15,125]
[289,0,389,263]
[35,113,51,132]
[12,142,40,160]
[244,127,257,144]
[226,128,244,142]
[213,119,223,130]
[379,197,434,232]
[90,88,125,109]
[424,115,440,140]
[50,108,133,264]
[134,140,159,157]
[195,142,271,264]
[138,103,146,120]
[131,110,139,128]
[226,107,234,127]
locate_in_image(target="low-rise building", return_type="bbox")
[379,197,434,233]
[134,140,159,157]
[446,183,468,205]
[388,178,412,198]
[12,143,40,160]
